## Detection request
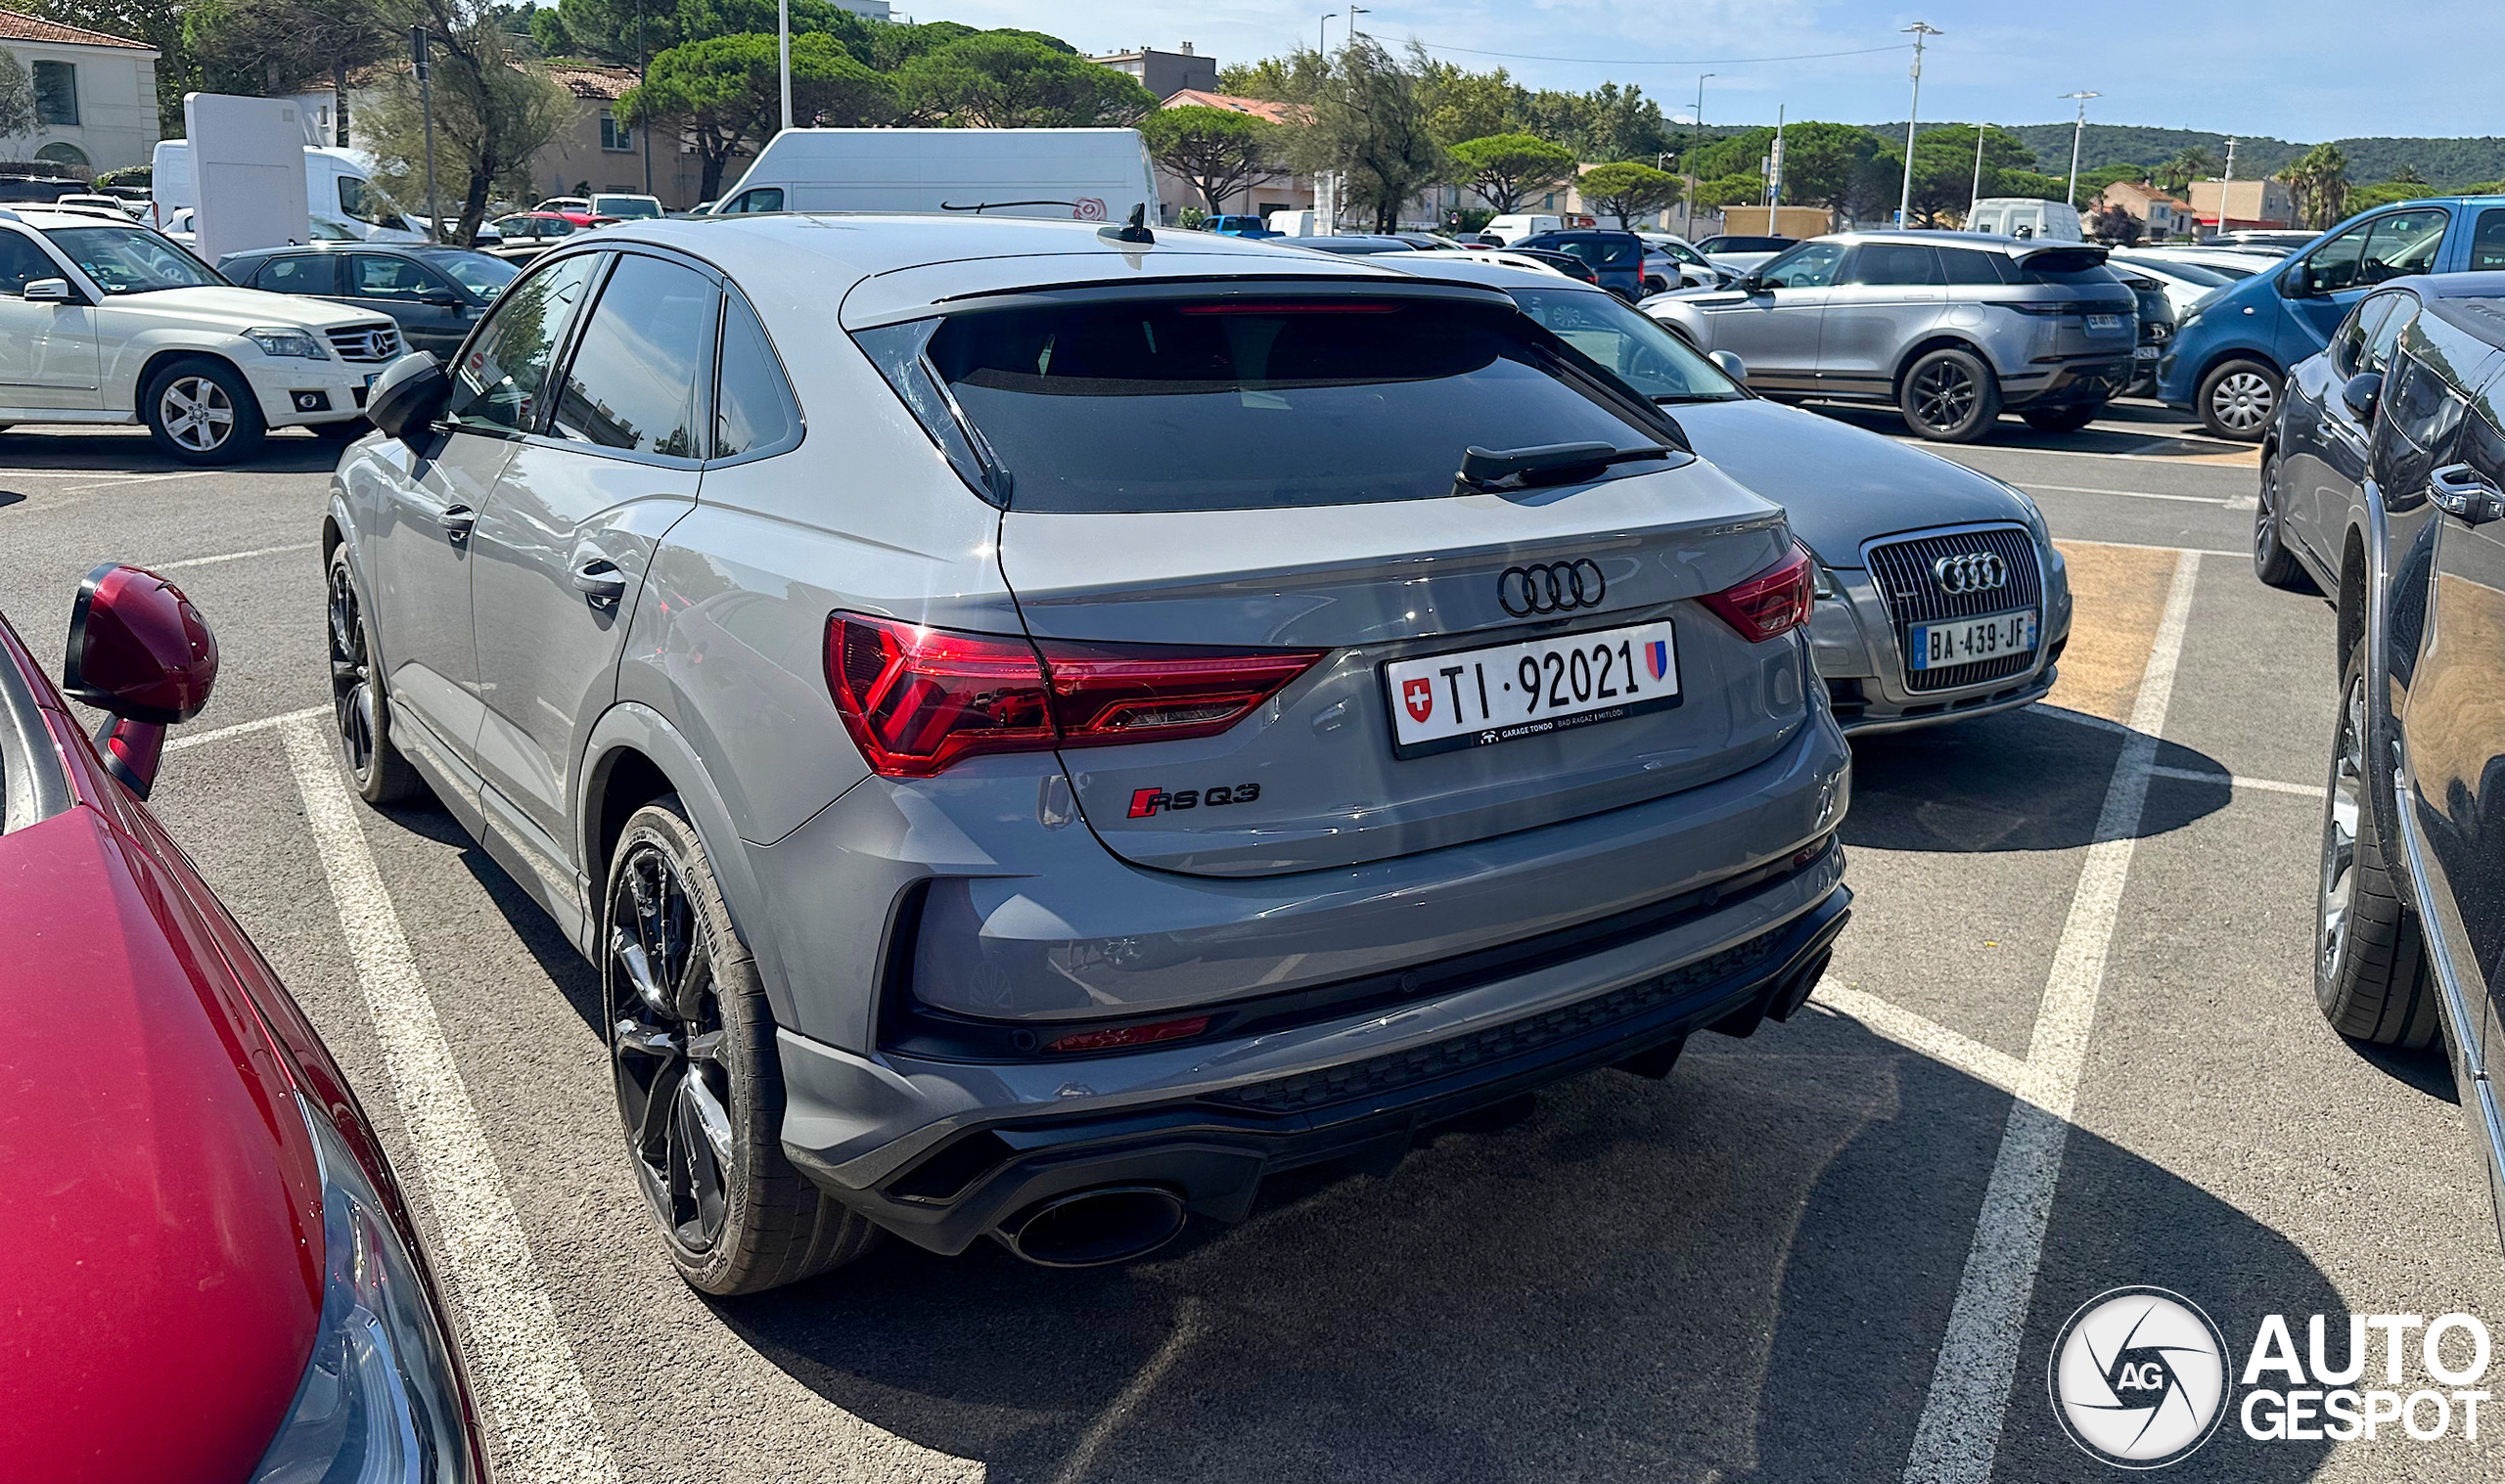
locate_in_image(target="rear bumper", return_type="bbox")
[2000,354,2134,408]
[780,879,1851,1256]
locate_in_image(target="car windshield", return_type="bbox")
[592,196,661,219]
[1505,287,1744,404]
[431,251,518,297]
[39,224,221,293]
[862,294,1666,514]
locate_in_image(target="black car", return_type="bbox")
[2254,270,2505,1239]
[1695,235,1798,256]
[1512,230,1648,299]
[216,243,518,359]
[2116,270,2175,397]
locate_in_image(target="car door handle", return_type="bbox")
[2429,463,2505,525]
[436,504,476,541]
[571,559,627,607]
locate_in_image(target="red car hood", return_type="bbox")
[0,800,322,1482]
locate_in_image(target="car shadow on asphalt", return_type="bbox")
[371,795,608,1031]
[708,1014,2339,1483]
[1804,399,2253,460]
[1844,704,2229,852]
[0,427,345,475]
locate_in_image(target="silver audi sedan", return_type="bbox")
[326,215,1852,1292]
[1398,256,2073,734]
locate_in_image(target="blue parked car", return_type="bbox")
[1513,229,1650,300]
[2157,196,2505,438]
[1200,213,1279,238]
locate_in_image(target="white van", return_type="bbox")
[152,141,424,244]
[716,128,1156,223]
[1265,208,1323,237]
[1482,213,1564,245]
[1965,197,2083,242]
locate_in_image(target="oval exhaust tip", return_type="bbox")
[1002,1186,1188,1268]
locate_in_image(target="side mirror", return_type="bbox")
[23,277,71,303]
[62,562,217,799]
[2279,265,2317,298]
[2341,370,2384,425]
[1738,274,1768,293]
[366,351,452,449]
[1710,349,1748,382]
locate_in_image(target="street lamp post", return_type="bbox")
[1681,72,1711,236]
[777,0,792,134]
[1318,12,1336,53]
[2060,90,2101,207]
[1969,120,1987,219]
[1344,5,1367,42]
[1896,22,1939,229]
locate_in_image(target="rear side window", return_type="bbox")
[2469,208,2505,272]
[2334,293,2399,378]
[1938,247,2010,285]
[2361,293,2418,375]
[872,295,1665,514]
[1843,243,1942,286]
[711,292,800,459]
[552,253,717,458]
[449,252,599,433]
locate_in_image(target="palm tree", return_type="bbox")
[2281,143,2351,231]
[2155,146,2218,196]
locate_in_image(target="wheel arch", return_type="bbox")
[2337,523,2370,668]
[134,346,248,408]
[1890,335,1995,399]
[575,703,789,1018]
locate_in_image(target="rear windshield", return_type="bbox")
[860,295,1667,514]
[1704,236,1792,252]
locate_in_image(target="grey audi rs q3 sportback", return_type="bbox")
[328,215,1853,1292]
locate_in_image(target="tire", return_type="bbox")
[142,355,266,465]
[325,546,424,805]
[2314,637,2439,1048]
[604,798,881,1294]
[2253,447,2313,592]
[2020,403,2101,433]
[2198,357,2279,441]
[1641,276,1668,297]
[1898,347,2002,442]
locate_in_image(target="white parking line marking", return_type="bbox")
[1899,548,2199,1484]
[62,469,221,493]
[164,703,329,752]
[1926,444,2261,469]
[2149,763,2325,798]
[1812,982,2025,1094]
[154,541,319,570]
[1050,1297,1207,1484]
[2019,481,2230,506]
[281,718,620,1484]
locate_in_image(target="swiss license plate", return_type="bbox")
[1383,618,1681,758]
[2133,343,2161,359]
[1909,610,2037,671]
[2086,313,2124,333]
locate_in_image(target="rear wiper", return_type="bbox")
[1457,440,1672,492]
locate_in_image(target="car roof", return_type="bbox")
[222,241,495,260]
[1813,229,2104,256]
[567,214,1462,327]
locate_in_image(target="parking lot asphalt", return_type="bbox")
[6,407,2499,1483]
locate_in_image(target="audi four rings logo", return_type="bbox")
[1933,552,2009,596]
[1498,560,1607,616]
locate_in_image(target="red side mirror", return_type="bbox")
[63,562,217,798]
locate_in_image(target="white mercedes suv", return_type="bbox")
[0,206,401,464]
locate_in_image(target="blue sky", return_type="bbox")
[943,0,2504,141]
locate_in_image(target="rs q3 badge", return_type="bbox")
[1128,783,1261,818]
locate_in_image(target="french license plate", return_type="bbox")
[1908,610,2037,671]
[2086,313,2124,333]
[1383,618,1681,759]
[2133,343,2161,359]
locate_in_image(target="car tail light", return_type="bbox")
[827,614,1325,778]
[1700,544,1814,642]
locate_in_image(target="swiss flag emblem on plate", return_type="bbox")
[1402,677,1435,723]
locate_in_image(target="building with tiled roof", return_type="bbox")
[0,8,159,179]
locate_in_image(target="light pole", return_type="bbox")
[777,0,792,135]
[1682,73,1711,236]
[1318,12,1336,53]
[1896,22,1939,229]
[1767,104,1786,209]
[1969,120,1987,219]
[2215,136,2238,241]
[2060,90,2100,207]
[1344,5,1367,42]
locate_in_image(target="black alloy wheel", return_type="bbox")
[326,547,420,803]
[609,840,737,1256]
[1899,347,2002,442]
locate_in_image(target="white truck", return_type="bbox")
[1965,198,2084,241]
[714,128,1157,224]
[152,139,424,247]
